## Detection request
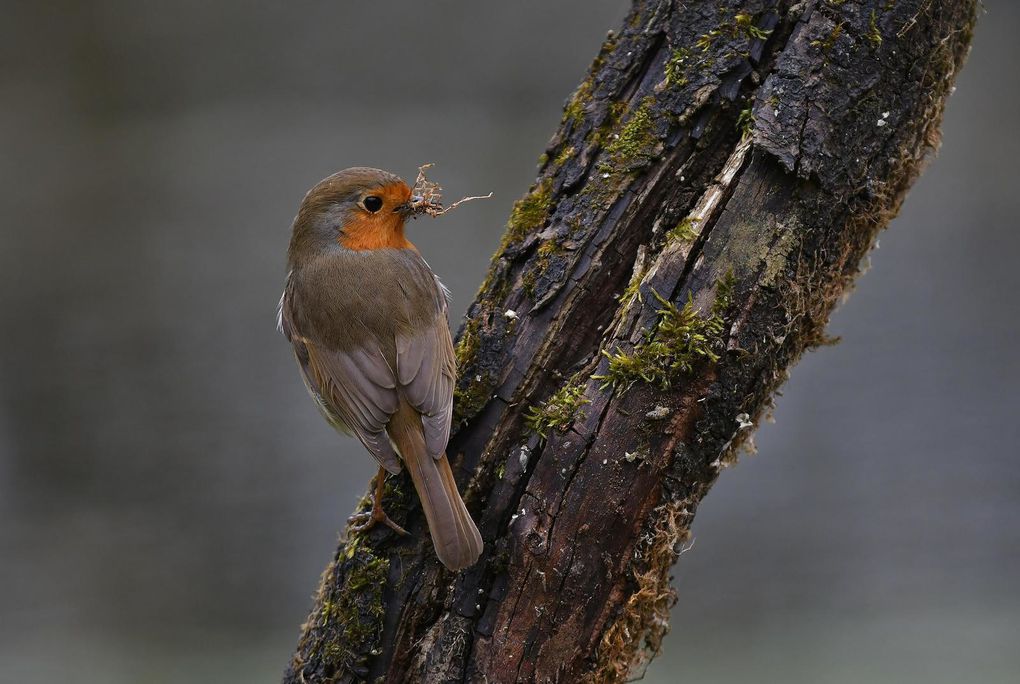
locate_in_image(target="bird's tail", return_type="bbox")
[389,401,483,571]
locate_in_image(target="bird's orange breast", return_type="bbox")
[340,219,414,251]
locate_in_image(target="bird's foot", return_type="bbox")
[347,506,408,536]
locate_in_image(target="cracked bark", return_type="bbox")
[282,1,976,682]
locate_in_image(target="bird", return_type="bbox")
[278,167,483,571]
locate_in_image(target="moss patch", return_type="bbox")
[619,263,646,305]
[296,548,389,679]
[697,12,772,53]
[666,217,700,244]
[452,316,497,426]
[736,107,754,139]
[562,30,617,130]
[598,96,661,177]
[453,371,495,428]
[525,377,590,439]
[503,177,554,247]
[868,10,883,47]
[594,283,731,392]
[811,21,844,52]
[453,316,482,369]
[553,145,576,169]
[733,13,772,41]
[664,47,692,87]
[564,79,594,129]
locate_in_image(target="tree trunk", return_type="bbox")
[282,1,976,682]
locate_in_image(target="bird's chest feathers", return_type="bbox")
[339,214,415,251]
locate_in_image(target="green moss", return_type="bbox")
[590,100,627,149]
[712,269,736,317]
[600,96,660,175]
[698,13,771,53]
[504,177,553,246]
[534,241,561,269]
[563,78,593,129]
[619,264,646,304]
[575,100,630,206]
[668,217,700,245]
[696,31,719,52]
[525,378,590,439]
[452,317,495,426]
[537,240,561,258]
[561,31,616,130]
[345,556,388,595]
[454,316,481,369]
[593,287,728,392]
[664,47,692,87]
[565,215,585,234]
[736,107,754,139]
[868,10,883,47]
[453,374,494,427]
[608,99,656,158]
[522,271,538,297]
[733,13,772,41]
[536,144,574,174]
[811,21,844,52]
[553,145,575,168]
[315,551,389,674]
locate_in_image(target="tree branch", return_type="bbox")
[282,1,977,682]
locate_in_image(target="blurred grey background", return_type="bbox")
[1,2,1017,682]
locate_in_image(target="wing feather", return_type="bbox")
[396,300,456,459]
[305,341,402,473]
[281,278,402,474]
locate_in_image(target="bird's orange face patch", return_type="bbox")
[339,181,416,251]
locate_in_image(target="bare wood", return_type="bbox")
[282,1,977,682]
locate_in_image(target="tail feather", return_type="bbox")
[389,401,483,571]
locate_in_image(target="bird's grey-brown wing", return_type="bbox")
[395,284,456,459]
[279,272,402,474]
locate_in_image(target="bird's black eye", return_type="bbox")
[362,195,383,213]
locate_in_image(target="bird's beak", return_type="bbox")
[396,195,424,217]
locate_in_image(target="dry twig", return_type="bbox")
[408,163,493,217]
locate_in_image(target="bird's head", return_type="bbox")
[288,167,424,262]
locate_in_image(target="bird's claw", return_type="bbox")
[347,507,408,536]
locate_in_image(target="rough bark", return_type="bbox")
[282,1,976,682]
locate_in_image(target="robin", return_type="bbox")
[278,167,483,571]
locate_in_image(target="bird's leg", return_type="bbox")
[347,466,409,536]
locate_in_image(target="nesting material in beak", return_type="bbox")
[404,163,492,218]
[396,196,424,217]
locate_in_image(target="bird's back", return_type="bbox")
[288,246,444,360]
